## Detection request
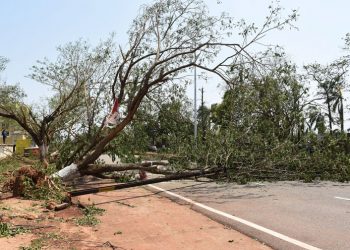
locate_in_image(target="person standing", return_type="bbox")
[1,129,7,144]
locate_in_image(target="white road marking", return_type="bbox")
[149,184,322,250]
[334,196,350,201]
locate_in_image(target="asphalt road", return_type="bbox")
[151,180,350,250]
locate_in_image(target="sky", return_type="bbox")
[1,0,350,109]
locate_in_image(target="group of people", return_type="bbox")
[1,128,8,144]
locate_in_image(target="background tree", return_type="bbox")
[0,39,114,165]
[304,59,348,133]
[104,83,193,163]
[0,56,8,73]
[197,104,211,142]
[157,94,193,149]
[188,55,314,181]
[306,106,326,134]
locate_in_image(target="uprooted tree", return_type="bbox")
[0,0,298,183]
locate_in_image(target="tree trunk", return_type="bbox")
[55,118,132,181]
[69,167,220,197]
[326,95,333,134]
[340,96,344,133]
[54,163,81,181]
[76,86,148,171]
[38,142,49,167]
[81,162,171,175]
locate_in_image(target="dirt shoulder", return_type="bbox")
[0,187,271,249]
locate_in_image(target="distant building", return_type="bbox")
[0,117,31,154]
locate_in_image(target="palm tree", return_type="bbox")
[304,59,348,133]
[329,60,348,132]
[331,85,345,132]
[306,106,326,134]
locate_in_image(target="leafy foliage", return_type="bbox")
[21,175,66,202]
[181,60,350,183]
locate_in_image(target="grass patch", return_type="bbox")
[20,232,63,250]
[75,215,100,226]
[82,205,105,216]
[75,205,105,227]
[0,204,12,211]
[20,238,43,250]
[0,222,28,237]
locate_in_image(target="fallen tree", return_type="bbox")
[56,0,297,181]
[1,0,298,184]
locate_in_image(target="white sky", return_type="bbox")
[1,0,349,114]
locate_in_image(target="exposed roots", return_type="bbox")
[2,166,62,198]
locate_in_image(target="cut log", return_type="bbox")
[53,163,81,182]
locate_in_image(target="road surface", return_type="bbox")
[149,180,350,250]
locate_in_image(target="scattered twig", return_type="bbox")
[102,241,124,250]
[13,224,55,230]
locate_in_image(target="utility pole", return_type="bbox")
[194,56,198,143]
[200,87,206,142]
[200,87,204,111]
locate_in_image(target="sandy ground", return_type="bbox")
[0,187,272,250]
